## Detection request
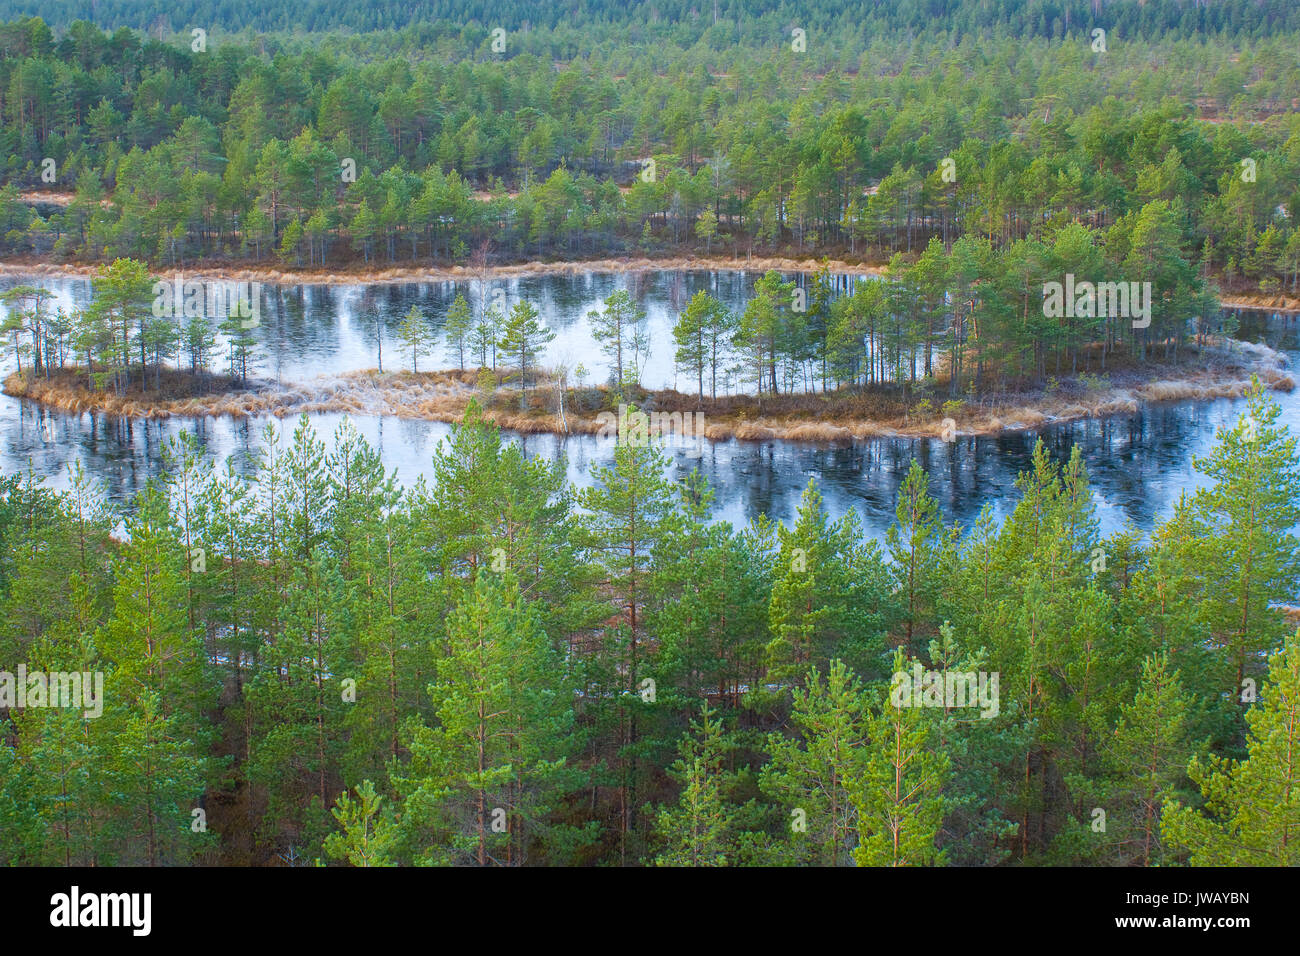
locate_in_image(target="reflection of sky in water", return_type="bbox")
[1,271,1296,539]
[0,270,860,392]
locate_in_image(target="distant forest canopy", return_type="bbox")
[1,0,1299,40]
[0,8,1298,348]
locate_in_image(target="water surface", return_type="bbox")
[1,271,1294,540]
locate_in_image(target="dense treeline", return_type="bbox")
[3,0,1300,41]
[1,381,1297,866]
[1,13,1299,307]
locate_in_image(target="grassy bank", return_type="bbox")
[0,253,888,288]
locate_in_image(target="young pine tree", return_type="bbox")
[497,300,555,398]
[581,429,677,863]
[850,650,949,867]
[397,305,436,372]
[323,780,398,867]
[395,573,580,866]
[885,459,949,653]
[672,290,733,403]
[760,660,870,866]
[588,289,648,393]
[1161,630,1300,865]
[1180,380,1300,712]
[440,294,473,371]
[651,702,736,867]
[1095,652,1197,866]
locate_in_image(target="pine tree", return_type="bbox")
[470,306,502,370]
[588,289,648,392]
[395,572,580,866]
[1179,379,1300,713]
[928,621,1023,867]
[1096,652,1197,866]
[1161,630,1300,865]
[94,486,214,864]
[760,660,870,866]
[651,702,736,867]
[440,294,473,371]
[89,258,153,393]
[99,689,212,865]
[181,313,216,375]
[397,305,435,372]
[497,300,555,396]
[673,290,734,403]
[733,271,795,396]
[765,479,885,690]
[0,723,40,864]
[418,399,596,639]
[12,586,103,866]
[98,485,213,732]
[651,479,768,709]
[850,650,949,867]
[218,312,261,383]
[246,548,352,858]
[324,780,398,867]
[886,459,949,652]
[581,428,677,863]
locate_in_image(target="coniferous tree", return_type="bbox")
[651,702,736,867]
[440,295,472,371]
[324,780,398,867]
[886,460,950,653]
[588,289,648,393]
[397,305,436,373]
[497,300,555,397]
[850,650,949,867]
[395,572,581,866]
[760,660,870,866]
[581,427,677,863]
[1092,652,1197,866]
[1162,631,1300,866]
[1176,380,1300,716]
[672,290,734,402]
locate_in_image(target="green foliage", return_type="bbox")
[0,284,1298,868]
[1162,631,1300,865]
[439,296,471,372]
[650,702,736,867]
[324,780,398,867]
[760,660,870,866]
[496,300,554,395]
[851,650,949,867]
[4,13,1297,399]
[587,289,647,393]
[397,305,436,373]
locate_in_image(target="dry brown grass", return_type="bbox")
[1093,397,1141,416]
[4,367,242,418]
[0,254,886,288]
[1261,369,1296,391]
[1220,293,1300,314]
[1136,380,1244,401]
[732,422,777,441]
[781,422,855,442]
